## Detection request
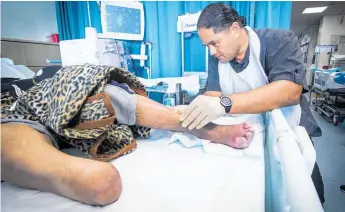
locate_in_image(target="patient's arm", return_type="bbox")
[135,95,254,149]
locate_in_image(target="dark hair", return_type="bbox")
[197,3,246,33]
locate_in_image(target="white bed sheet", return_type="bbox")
[1,122,265,212]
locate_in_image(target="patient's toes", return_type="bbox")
[244,125,255,139]
[225,123,255,149]
[246,131,254,140]
[232,137,249,149]
[242,123,251,129]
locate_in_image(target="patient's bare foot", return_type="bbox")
[193,123,255,149]
[214,123,255,149]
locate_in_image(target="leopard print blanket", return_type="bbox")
[1,64,151,161]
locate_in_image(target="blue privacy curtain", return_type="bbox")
[55,1,292,77]
[182,1,254,76]
[142,1,292,78]
[143,1,255,78]
[255,1,292,29]
[55,1,102,40]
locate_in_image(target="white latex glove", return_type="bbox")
[180,95,226,130]
[173,105,188,115]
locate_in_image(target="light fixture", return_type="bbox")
[303,6,328,14]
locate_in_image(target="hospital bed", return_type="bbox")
[1,109,323,212]
[310,66,345,125]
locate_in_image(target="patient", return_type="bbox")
[1,76,254,206]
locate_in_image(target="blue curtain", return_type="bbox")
[183,1,254,75]
[254,1,292,29]
[142,1,256,78]
[55,1,102,40]
[55,1,292,77]
[142,1,292,78]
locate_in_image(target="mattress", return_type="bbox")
[1,118,265,212]
[314,71,345,91]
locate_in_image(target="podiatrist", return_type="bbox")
[180,3,325,205]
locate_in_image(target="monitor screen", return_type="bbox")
[105,5,141,35]
[99,2,144,41]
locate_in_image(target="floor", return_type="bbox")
[310,101,345,212]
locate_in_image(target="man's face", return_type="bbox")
[198,23,241,63]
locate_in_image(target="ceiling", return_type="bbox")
[290,1,345,37]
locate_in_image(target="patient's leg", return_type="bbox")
[1,124,121,206]
[135,95,254,149]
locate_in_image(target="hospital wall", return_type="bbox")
[1,1,58,42]
[317,15,345,68]
[299,25,319,86]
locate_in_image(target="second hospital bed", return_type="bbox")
[311,67,345,125]
[1,110,323,212]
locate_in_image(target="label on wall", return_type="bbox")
[330,35,339,45]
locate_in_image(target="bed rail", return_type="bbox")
[268,109,323,212]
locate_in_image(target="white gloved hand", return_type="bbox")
[173,105,188,115]
[180,95,226,130]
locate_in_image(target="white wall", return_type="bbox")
[317,15,345,68]
[300,24,319,86]
[1,1,58,42]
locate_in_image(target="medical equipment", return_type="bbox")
[60,36,124,67]
[137,42,152,79]
[0,109,323,212]
[140,12,208,104]
[312,45,337,74]
[59,27,125,67]
[138,75,200,105]
[59,27,152,76]
[310,66,345,125]
[147,12,208,104]
[162,83,185,106]
[174,83,185,105]
[98,1,145,41]
[309,45,345,125]
[163,93,176,107]
[312,66,343,91]
[147,82,187,106]
[331,54,345,69]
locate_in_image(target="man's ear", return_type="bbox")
[230,22,241,38]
